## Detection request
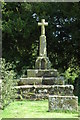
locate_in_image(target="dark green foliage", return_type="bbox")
[63,58,80,95]
[64,58,80,84]
[74,75,80,97]
[1,58,17,109]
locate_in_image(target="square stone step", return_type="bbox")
[15,85,74,99]
[27,69,58,77]
[49,85,74,95]
[49,95,78,111]
[19,77,64,85]
[20,77,42,85]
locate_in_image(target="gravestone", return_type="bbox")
[17,19,78,111]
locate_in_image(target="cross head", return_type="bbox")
[38,19,48,35]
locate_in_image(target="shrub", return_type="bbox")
[64,61,80,96]
[64,65,80,84]
[1,58,17,109]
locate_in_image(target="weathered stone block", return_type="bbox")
[49,95,78,111]
[20,77,42,85]
[50,85,74,96]
[35,56,51,69]
[42,77,64,85]
[27,69,58,77]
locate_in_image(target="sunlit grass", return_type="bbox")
[1,100,79,118]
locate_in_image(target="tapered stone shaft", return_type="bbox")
[38,19,48,57]
[39,35,47,57]
[35,19,51,69]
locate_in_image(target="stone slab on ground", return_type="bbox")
[49,95,78,111]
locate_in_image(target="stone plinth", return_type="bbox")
[15,85,74,100]
[35,57,51,69]
[49,95,78,111]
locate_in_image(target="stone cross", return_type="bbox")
[35,19,51,69]
[38,19,48,57]
[38,19,48,35]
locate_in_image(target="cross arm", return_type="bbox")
[38,22,42,26]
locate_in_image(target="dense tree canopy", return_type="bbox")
[2,2,80,76]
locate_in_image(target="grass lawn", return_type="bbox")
[0,110,2,120]
[1,100,79,118]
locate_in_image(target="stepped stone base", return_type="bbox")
[19,69,64,85]
[15,85,74,100]
[49,95,78,111]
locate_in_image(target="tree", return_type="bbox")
[1,58,17,109]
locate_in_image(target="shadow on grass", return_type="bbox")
[47,110,78,114]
